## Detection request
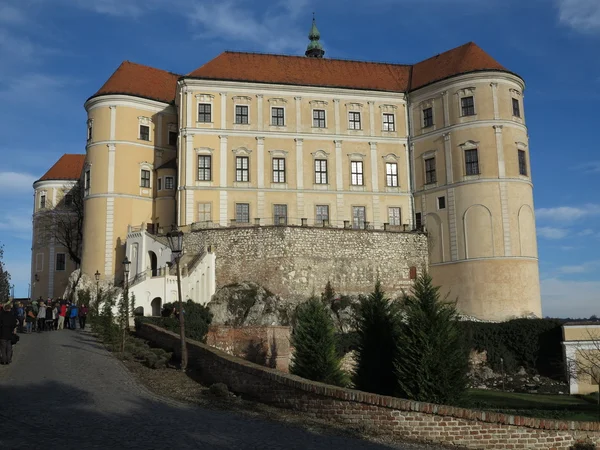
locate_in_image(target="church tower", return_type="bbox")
[305,15,325,58]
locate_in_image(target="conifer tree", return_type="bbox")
[394,271,468,404]
[290,296,347,386]
[353,281,401,396]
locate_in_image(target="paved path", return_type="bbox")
[0,329,440,450]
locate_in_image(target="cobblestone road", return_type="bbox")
[0,329,445,450]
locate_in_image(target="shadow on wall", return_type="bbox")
[0,380,399,450]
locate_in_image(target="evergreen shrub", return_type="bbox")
[290,296,348,387]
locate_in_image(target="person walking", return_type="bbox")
[0,303,17,365]
[45,302,54,331]
[15,302,24,334]
[57,302,67,330]
[25,304,34,333]
[69,303,79,330]
[37,302,47,332]
[78,304,88,330]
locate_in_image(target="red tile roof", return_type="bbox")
[188,52,411,92]
[38,154,85,182]
[89,42,514,103]
[88,61,180,104]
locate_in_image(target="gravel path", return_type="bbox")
[0,328,448,449]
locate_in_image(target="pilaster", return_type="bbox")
[443,132,453,184]
[368,101,375,136]
[296,138,304,217]
[490,83,499,120]
[220,93,227,129]
[295,96,302,133]
[441,91,450,128]
[335,139,344,222]
[369,142,379,193]
[186,90,192,128]
[257,136,265,189]
[219,134,228,227]
[447,188,458,261]
[257,94,263,131]
[494,125,511,256]
[333,99,340,135]
[104,197,114,276]
[107,144,116,193]
[109,105,116,141]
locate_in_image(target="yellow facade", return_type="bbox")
[563,324,600,395]
[35,61,542,321]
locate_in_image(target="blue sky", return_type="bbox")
[0,0,598,318]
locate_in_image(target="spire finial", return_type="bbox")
[305,14,325,58]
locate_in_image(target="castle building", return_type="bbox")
[31,20,542,321]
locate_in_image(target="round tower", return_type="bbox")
[411,66,541,321]
[81,62,178,284]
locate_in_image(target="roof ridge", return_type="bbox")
[219,50,412,67]
[411,41,474,66]
[120,60,182,77]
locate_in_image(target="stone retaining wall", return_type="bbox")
[184,226,428,300]
[139,323,600,450]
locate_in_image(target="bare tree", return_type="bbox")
[0,244,10,303]
[566,328,600,405]
[36,180,84,267]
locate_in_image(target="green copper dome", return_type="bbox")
[305,16,325,58]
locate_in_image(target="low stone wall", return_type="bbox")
[184,226,428,301]
[206,325,291,372]
[139,323,600,449]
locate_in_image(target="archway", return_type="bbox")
[151,297,162,316]
[149,251,158,277]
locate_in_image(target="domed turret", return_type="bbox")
[305,14,325,58]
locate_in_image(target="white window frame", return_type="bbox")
[235,203,250,223]
[164,176,174,190]
[84,167,91,197]
[385,162,399,187]
[36,253,44,272]
[312,108,327,128]
[456,87,477,118]
[87,119,93,142]
[272,157,286,183]
[140,168,151,188]
[388,207,401,226]
[138,116,152,141]
[270,105,286,127]
[197,202,212,223]
[315,204,330,225]
[139,162,153,190]
[382,113,396,132]
[196,93,215,125]
[458,140,481,179]
[40,192,47,209]
[350,160,364,186]
[56,253,66,271]
[437,196,446,210]
[352,205,367,229]
[348,111,362,130]
[232,96,252,126]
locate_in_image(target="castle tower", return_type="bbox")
[305,15,325,58]
[80,61,178,284]
[409,43,542,321]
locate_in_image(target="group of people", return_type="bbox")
[0,298,90,365]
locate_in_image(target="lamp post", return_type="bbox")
[166,228,187,371]
[122,257,131,331]
[94,270,101,314]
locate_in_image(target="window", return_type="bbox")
[388,207,401,226]
[64,194,73,207]
[461,96,475,116]
[236,156,249,182]
[423,108,433,128]
[316,205,329,224]
[168,131,177,146]
[84,169,91,196]
[351,161,364,186]
[518,150,528,176]
[139,125,150,141]
[437,196,446,210]
[383,113,395,131]
[235,203,250,223]
[315,159,328,184]
[198,103,212,123]
[40,193,46,209]
[348,111,361,130]
[165,176,174,190]
[235,105,249,124]
[386,163,398,187]
[56,253,66,271]
[198,155,212,181]
[271,107,285,126]
[140,169,151,188]
[512,98,521,118]
[425,158,437,184]
[352,206,366,229]
[157,178,162,191]
[274,204,287,225]
[198,203,211,223]
[313,109,326,128]
[87,123,92,141]
[272,158,286,183]
[465,149,480,175]
[36,253,43,272]
[415,212,423,230]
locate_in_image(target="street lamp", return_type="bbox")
[95,270,101,314]
[122,257,131,331]
[166,227,187,371]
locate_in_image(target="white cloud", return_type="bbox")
[558,260,600,274]
[536,204,600,222]
[537,226,569,239]
[0,210,32,239]
[0,5,28,25]
[573,161,600,173]
[578,228,595,236]
[0,171,36,192]
[541,277,600,318]
[557,0,600,33]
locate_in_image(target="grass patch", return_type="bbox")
[457,389,600,422]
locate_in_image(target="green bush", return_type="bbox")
[353,281,402,396]
[290,296,348,387]
[460,318,565,379]
[395,272,469,404]
[136,300,213,343]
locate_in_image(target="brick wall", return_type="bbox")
[206,325,291,372]
[139,323,600,450]
[184,226,428,300]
